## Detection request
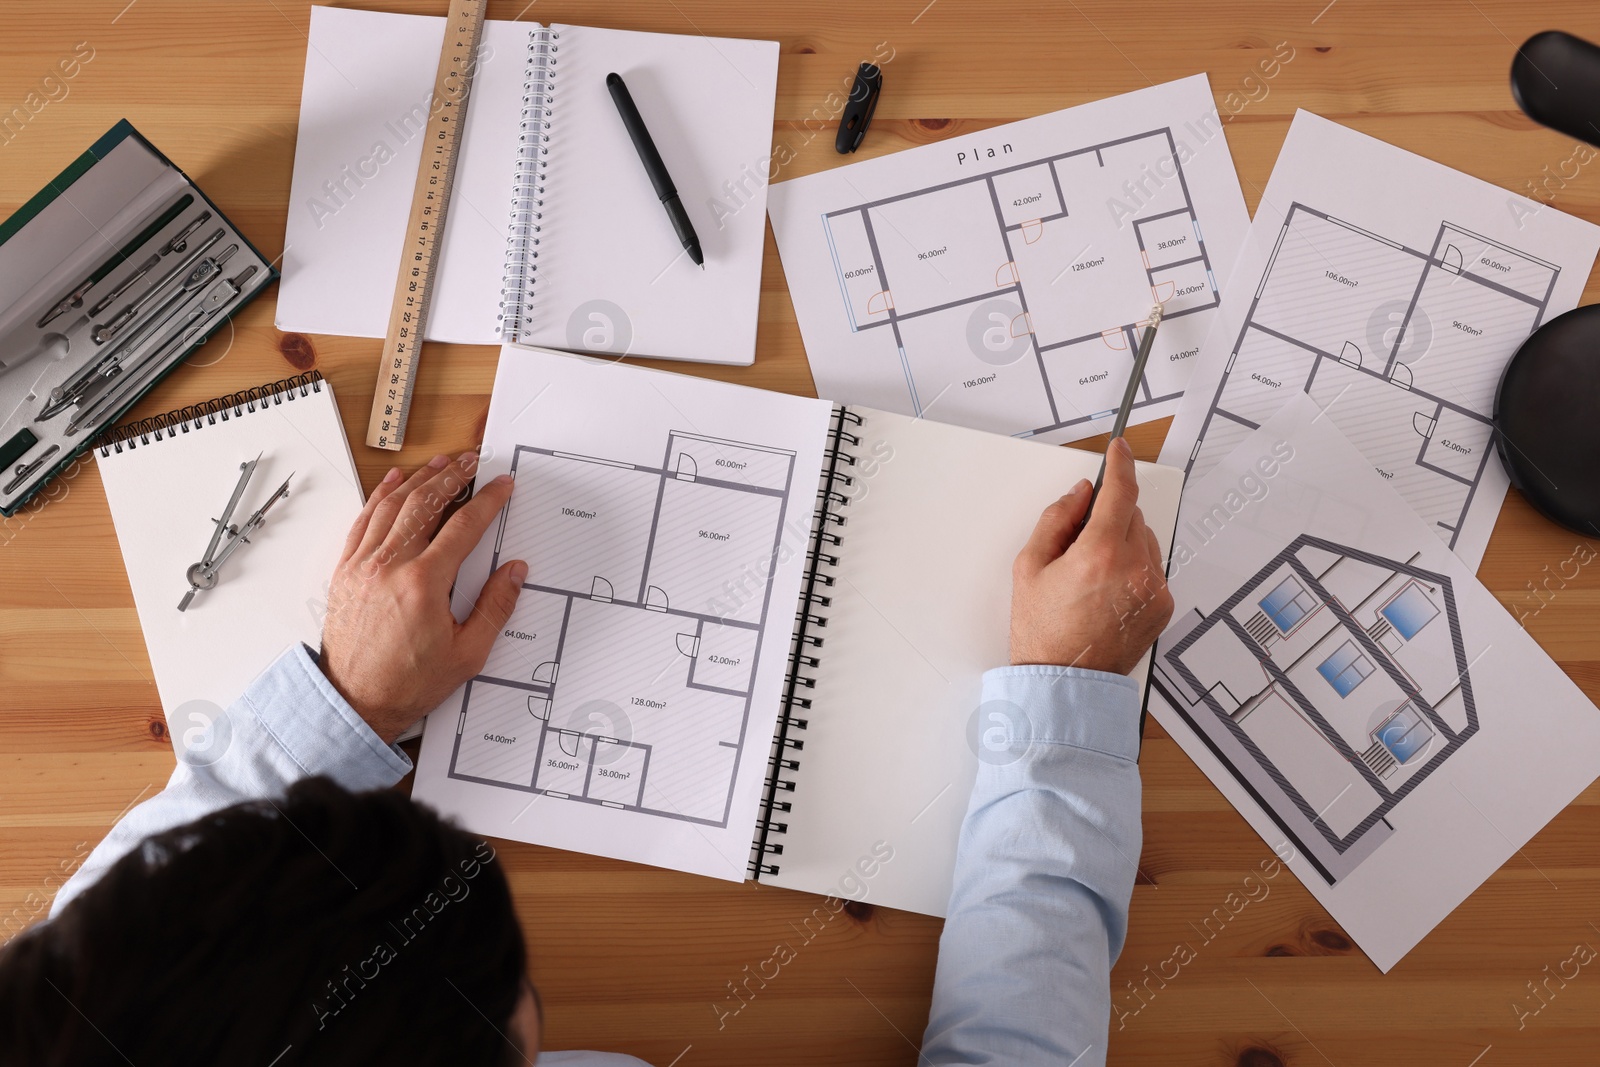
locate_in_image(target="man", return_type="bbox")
[0,437,1171,1065]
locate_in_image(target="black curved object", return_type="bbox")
[1510,31,1600,147]
[1495,33,1600,536]
[1495,305,1600,536]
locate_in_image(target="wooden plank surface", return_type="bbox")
[3,2,1600,1063]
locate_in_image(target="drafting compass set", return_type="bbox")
[178,454,293,612]
[0,122,276,516]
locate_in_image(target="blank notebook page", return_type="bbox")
[279,8,531,344]
[96,381,364,755]
[278,8,778,365]
[520,24,777,364]
[764,409,1184,917]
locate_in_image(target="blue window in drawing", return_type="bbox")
[1380,583,1440,640]
[1374,702,1434,764]
[1316,640,1374,697]
[1259,576,1316,634]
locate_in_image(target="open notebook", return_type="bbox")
[278,7,778,366]
[96,373,364,758]
[412,348,1184,917]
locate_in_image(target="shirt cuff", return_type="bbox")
[980,665,1141,763]
[239,644,413,790]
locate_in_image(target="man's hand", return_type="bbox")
[320,452,526,743]
[1010,437,1174,675]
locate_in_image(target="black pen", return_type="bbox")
[606,72,704,269]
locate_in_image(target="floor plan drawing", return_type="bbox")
[445,430,798,829]
[1158,112,1600,570]
[770,75,1251,445]
[1179,202,1558,553]
[821,127,1221,439]
[1154,535,1476,886]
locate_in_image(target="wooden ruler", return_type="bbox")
[365,0,489,451]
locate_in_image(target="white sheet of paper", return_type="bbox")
[412,347,833,881]
[767,74,1250,442]
[1159,111,1600,568]
[1149,395,1600,971]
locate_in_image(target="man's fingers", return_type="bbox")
[380,452,480,564]
[357,455,450,560]
[1015,479,1092,577]
[341,467,403,562]
[457,558,528,663]
[1085,437,1139,539]
[423,474,516,574]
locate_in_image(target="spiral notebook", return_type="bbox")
[411,348,1185,917]
[277,7,779,366]
[96,373,364,757]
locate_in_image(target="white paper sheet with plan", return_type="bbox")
[412,348,832,881]
[1149,396,1600,972]
[767,74,1249,442]
[1160,111,1600,568]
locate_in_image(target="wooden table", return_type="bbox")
[4,2,1599,1063]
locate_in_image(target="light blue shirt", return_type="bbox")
[921,666,1141,1067]
[50,647,1139,1065]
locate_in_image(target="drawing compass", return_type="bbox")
[179,454,292,611]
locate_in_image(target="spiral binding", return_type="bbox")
[497,25,560,343]
[749,405,863,878]
[94,371,325,456]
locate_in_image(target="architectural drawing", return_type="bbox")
[822,127,1222,439]
[1181,203,1559,552]
[1153,535,1476,885]
[445,431,797,828]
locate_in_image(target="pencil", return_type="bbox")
[1085,303,1164,518]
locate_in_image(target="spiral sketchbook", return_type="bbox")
[277,7,779,366]
[411,348,1185,917]
[96,373,364,757]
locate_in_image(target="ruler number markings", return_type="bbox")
[364,0,485,451]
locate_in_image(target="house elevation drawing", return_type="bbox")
[1153,535,1476,885]
[1180,202,1559,552]
[444,431,798,829]
[819,127,1223,439]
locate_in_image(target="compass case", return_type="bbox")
[0,120,276,517]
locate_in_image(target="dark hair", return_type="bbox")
[0,778,528,1066]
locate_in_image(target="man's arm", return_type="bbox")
[921,439,1174,1066]
[50,644,411,917]
[921,666,1142,1065]
[51,452,526,918]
